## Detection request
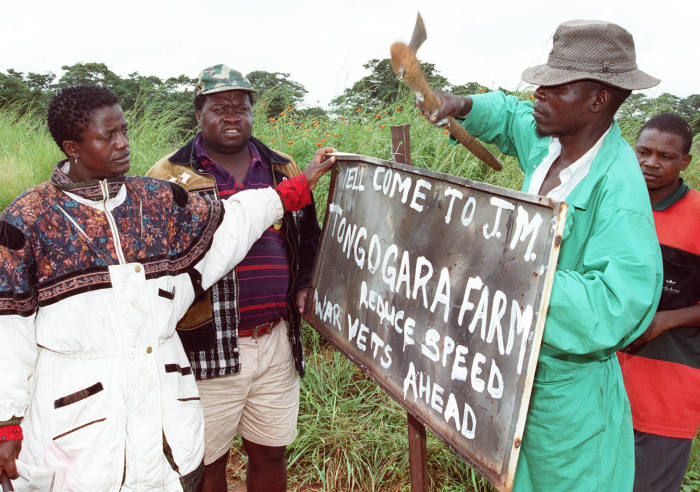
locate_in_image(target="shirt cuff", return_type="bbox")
[0,424,22,441]
[276,174,312,212]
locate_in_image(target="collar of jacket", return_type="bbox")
[50,160,125,200]
[561,121,623,211]
[169,134,291,170]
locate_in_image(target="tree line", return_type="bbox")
[1,61,698,134]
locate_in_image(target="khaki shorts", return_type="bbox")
[196,320,300,464]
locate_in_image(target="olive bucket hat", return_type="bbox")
[194,63,257,100]
[522,19,660,90]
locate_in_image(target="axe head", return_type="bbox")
[408,13,427,53]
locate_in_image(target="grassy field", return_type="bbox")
[0,98,698,491]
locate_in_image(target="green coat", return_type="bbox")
[461,92,662,491]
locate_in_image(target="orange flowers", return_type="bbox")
[316,143,322,147]
[280,111,287,116]
[322,138,327,142]
[333,134,339,137]
[379,125,386,129]
[396,106,403,111]
[287,106,292,110]
[288,141,295,145]
[356,108,363,113]
[443,130,450,134]
[478,88,486,92]
[339,116,346,120]
[269,117,276,122]
[375,114,381,119]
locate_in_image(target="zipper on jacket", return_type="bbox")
[57,205,113,261]
[100,179,127,265]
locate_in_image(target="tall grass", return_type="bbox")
[0,96,697,491]
[2,95,698,210]
[0,107,62,207]
[0,100,191,209]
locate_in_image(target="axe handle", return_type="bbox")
[390,42,503,171]
[446,116,502,170]
[1,471,13,492]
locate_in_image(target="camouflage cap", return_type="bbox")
[194,64,257,98]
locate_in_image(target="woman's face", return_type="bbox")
[64,104,130,182]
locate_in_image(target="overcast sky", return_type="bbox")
[4,0,698,107]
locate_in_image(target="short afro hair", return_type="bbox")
[47,85,119,153]
[638,113,693,154]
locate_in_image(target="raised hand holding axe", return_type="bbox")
[390,14,503,171]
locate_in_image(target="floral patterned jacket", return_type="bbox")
[0,162,309,491]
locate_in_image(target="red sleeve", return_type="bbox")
[0,424,22,441]
[276,174,312,212]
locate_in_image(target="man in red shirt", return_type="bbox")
[618,113,699,491]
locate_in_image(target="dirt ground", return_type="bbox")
[224,448,246,491]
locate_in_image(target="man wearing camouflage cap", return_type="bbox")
[422,20,663,491]
[148,64,334,491]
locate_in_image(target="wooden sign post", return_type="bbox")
[390,125,429,492]
[305,132,567,491]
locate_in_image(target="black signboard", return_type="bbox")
[306,154,567,491]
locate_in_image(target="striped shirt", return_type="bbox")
[618,184,700,439]
[195,136,289,329]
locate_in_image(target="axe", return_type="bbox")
[390,14,503,171]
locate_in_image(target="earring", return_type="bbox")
[66,156,79,174]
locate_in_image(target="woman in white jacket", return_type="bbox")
[0,85,335,491]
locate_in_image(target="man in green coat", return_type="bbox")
[424,20,663,491]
